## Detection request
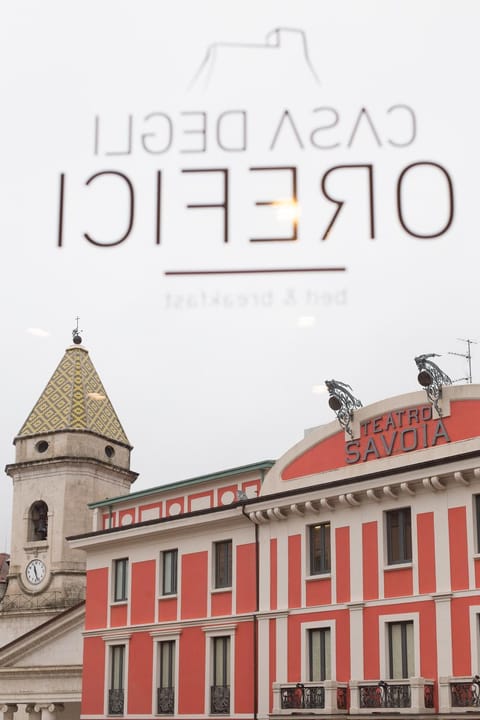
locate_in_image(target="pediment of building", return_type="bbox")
[0,602,84,669]
[261,384,480,495]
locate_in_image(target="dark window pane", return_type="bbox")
[215,541,232,588]
[310,523,331,574]
[113,558,128,601]
[387,509,411,564]
[162,550,178,595]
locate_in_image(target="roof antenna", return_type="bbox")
[72,316,83,345]
[448,338,477,384]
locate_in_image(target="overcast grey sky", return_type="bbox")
[1,0,479,550]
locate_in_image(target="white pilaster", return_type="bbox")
[434,593,453,713]
[434,504,451,592]
[348,602,364,680]
[257,616,270,718]
[277,533,288,609]
[276,612,289,683]
[349,523,363,601]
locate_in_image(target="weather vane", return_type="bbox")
[72,316,83,345]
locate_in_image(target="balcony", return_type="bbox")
[272,681,348,714]
[157,686,175,714]
[210,685,230,714]
[439,676,480,713]
[108,689,124,715]
[349,678,435,714]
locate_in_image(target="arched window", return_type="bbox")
[28,501,48,541]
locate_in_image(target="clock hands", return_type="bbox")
[33,563,39,581]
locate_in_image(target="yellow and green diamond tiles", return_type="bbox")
[18,346,129,445]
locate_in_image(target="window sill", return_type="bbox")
[384,562,413,571]
[306,573,332,581]
[110,600,128,606]
[159,593,178,600]
[24,541,48,550]
[211,586,232,594]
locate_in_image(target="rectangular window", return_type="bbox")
[162,549,178,595]
[211,636,230,713]
[157,640,175,714]
[308,628,331,681]
[113,558,128,601]
[108,645,125,714]
[386,508,412,564]
[309,523,331,575]
[388,621,414,678]
[214,541,232,589]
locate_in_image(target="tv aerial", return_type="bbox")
[448,338,477,384]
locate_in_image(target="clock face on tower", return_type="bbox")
[25,558,46,585]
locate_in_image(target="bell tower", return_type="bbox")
[1,333,137,632]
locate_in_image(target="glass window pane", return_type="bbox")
[111,645,125,689]
[308,628,331,681]
[114,559,128,601]
[213,637,230,686]
[310,524,331,574]
[160,641,175,688]
[387,509,411,564]
[389,621,413,679]
[163,550,177,595]
[215,542,232,588]
[405,621,414,677]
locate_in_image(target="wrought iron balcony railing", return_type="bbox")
[273,681,348,714]
[350,678,435,714]
[281,684,325,709]
[108,689,124,715]
[210,685,230,714]
[360,681,411,708]
[438,676,480,712]
[157,686,175,714]
[450,679,480,707]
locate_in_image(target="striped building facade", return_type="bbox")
[70,384,480,720]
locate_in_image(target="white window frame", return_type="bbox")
[151,630,182,716]
[212,540,233,591]
[111,557,129,604]
[160,548,178,597]
[203,624,237,715]
[379,613,420,680]
[103,632,131,717]
[384,507,413,567]
[301,620,336,681]
[307,522,332,577]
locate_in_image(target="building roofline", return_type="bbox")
[87,460,275,509]
[69,447,480,542]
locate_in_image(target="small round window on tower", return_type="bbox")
[105,445,115,458]
[35,440,49,453]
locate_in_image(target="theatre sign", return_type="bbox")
[277,388,480,483]
[345,404,450,464]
